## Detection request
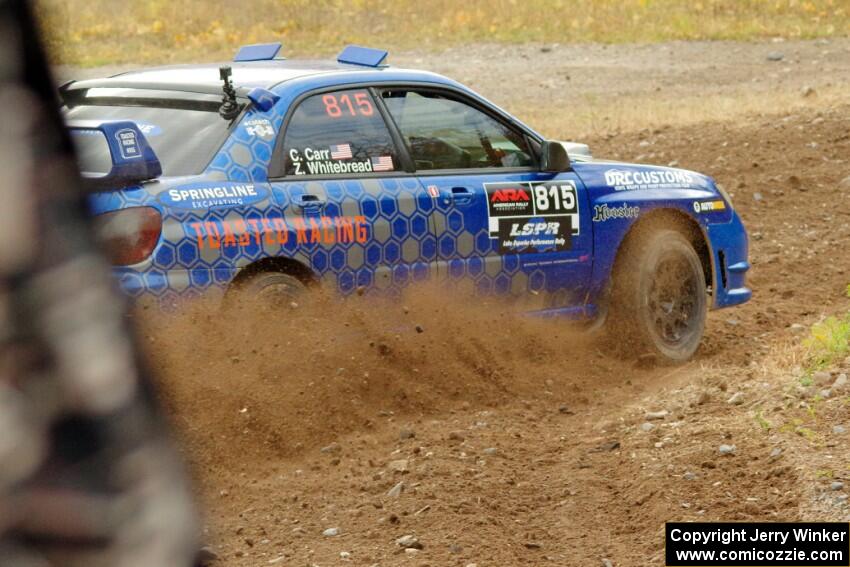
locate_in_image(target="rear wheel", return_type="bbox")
[230,272,308,310]
[609,229,707,362]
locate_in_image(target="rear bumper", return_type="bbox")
[113,267,231,309]
[706,210,752,309]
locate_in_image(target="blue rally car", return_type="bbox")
[62,43,750,361]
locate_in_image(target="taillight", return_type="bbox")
[94,207,162,266]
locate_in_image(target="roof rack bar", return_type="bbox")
[234,42,283,62]
[337,45,388,68]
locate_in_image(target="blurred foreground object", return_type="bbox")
[0,1,198,566]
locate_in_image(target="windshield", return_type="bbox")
[65,104,230,177]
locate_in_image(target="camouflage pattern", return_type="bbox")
[0,2,198,565]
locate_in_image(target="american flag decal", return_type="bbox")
[371,156,394,172]
[329,143,352,160]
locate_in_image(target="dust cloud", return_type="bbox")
[134,285,618,470]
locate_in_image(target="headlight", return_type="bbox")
[93,207,162,266]
[715,182,734,208]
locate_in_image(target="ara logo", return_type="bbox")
[490,188,530,203]
[158,182,269,210]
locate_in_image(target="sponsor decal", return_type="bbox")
[485,181,579,254]
[498,218,569,252]
[692,200,727,213]
[115,128,141,159]
[136,122,162,137]
[508,220,561,237]
[604,168,696,191]
[592,203,640,222]
[427,185,439,198]
[244,118,275,140]
[189,215,368,250]
[159,182,269,210]
[489,187,532,214]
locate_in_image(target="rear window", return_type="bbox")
[65,104,230,176]
[282,89,399,177]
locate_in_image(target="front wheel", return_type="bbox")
[609,229,707,362]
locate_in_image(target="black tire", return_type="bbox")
[609,229,707,362]
[231,271,308,310]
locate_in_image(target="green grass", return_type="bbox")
[804,315,850,371]
[754,408,773,431]
[37,0,850,67]
[779,417,820,442]
[802,286,850,374]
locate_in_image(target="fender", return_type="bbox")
[573,161,733,309]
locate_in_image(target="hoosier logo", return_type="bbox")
[592,203,640,222]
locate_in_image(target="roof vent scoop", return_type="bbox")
[337,45,388,68]
[246,87,280,112]
[234,42,283,62]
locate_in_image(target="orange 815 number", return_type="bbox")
[322,91,374,118]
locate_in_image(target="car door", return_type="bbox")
[378,87,592,312]
[268,87,436,296]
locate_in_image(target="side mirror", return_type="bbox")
[540,140,571,173]
[67,120,162,189]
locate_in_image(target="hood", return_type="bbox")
[557,141,593,162]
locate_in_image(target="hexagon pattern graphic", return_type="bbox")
[101,107,563,309]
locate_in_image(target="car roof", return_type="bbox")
[62,56,543,142]
[66,60,453,96]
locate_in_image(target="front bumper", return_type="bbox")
[705,210,752,309]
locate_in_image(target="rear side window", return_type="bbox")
[65,104,229,176]
[283,89,399,177]
[381,89,533,171]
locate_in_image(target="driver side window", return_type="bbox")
[381,89,533,171]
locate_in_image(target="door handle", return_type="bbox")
[294,193,326,211]
[450,186,474,205]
